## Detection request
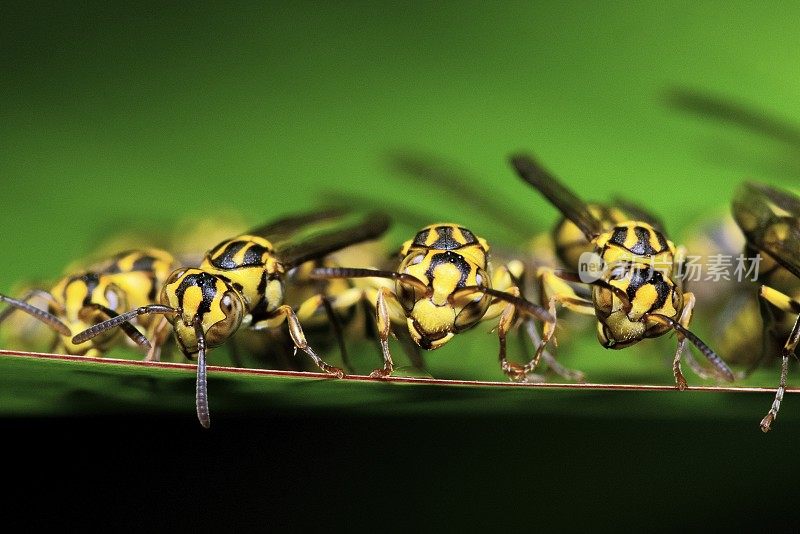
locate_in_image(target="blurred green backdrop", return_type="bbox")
[3,3,800,526]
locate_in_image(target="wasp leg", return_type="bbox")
[536,268,595,365]
[254,305,344,378]
[320,295,349,371]
[523,319,585,382]
[370,287,399,378]
[485,263,582,381]
[296,287,367,372]
[144,315,171,362]
[670,292,696,390]
[759,286,800,432]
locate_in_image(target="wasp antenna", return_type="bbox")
[649,313,735,382]
[451,286,554,323]
[194,322,210,429]
[0,294,71,336]
[88,303,153,350]
[72,304,177,345]
[310,267,429,293]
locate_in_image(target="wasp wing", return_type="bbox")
[246,208,350,245]
[389,151,538,236]
[667,88,800,147]
[510,154,603,240]
[732,182,800,279]
[263,210,391,269]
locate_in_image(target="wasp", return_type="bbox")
[310,223,555,380]
[72,209,390,428]
[731,182,800,432]
[510,153,734,387]
[0,249,178,358]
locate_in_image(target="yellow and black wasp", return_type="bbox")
[73,209,390,428]
[0,249,178,358]
[310,222,555,380]
[510,153,735,387]
[732,182,800,432]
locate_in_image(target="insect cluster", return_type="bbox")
[1,154,796,433]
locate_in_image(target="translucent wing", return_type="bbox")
[732,182,800,279]
[667,87,800,147]
[389,151,537,236]
[247,208,349,245]
[264,210,391,269]
[510,153,603,240]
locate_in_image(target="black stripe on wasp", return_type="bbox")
[72,209,390,428]
[510,153,735,388]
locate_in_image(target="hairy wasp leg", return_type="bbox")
[670,293,696,390]
[759,286,800,432]
[646,300,733,390]
[523,319,585,382]
[495,286,526,381]
[295,287,366,373]
[145,315,172,362]
[372,287,397,378]
[483,285,548,381]
[320,295,350,371]
[254,305,344,378]
[536,268,595,367]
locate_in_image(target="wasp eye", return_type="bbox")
[406,254,425,270]
[221,293,234,314]
[104,287,119,310]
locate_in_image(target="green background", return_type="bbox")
[2,1,800,527]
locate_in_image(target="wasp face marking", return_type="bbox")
[161,268,245,354]
[593,263,681,347]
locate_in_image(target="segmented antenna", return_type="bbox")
[647,313,735,382]
[194,321,210,429]
[310,267,430,293]
[0,294,71,336]
[448,285,555,323]
[72,305,176,345]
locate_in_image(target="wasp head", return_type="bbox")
[160,268,245,356]
[396,245,491,351]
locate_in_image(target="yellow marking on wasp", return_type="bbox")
[430,262,465,305]
[765,223,790,246]
[412,300,456,335]
[631,284,658,320]
[761,285,795,313]
[767,201,792,219]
